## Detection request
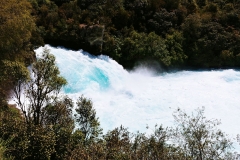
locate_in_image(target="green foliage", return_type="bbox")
[165,31,187,66]
[132,125,182,159]
[43,96,74,159]
[0,0,38,105]
[102,34,123,61]
[104,126,132,159]
[0,139,13,160]
[0,60,30,105]
[14,48,67,125]
[0,0,35,60]
[112,9,130,30]
[0,49,105,159]
[26,125,56,160]
[148,9,177,36]
[121,31,185,68]
[172,107,234,159]
[75,96,102,144]
[23,0,240,69]
[0,48,69,159]
[181,12,240,67]
[0,105,28,159]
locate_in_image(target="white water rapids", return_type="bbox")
[35,45,240,150]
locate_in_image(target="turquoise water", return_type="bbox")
[63,67,109,93]
[35,45,240,151]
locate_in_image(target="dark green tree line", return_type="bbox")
[27,0,240,69]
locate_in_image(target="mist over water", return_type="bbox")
[35,46,240,143]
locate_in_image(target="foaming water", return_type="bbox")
[35,46,240,144]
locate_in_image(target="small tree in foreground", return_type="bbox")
[172,107,235,160]
[4,48,68,159]
[74,96,102,144]
[14,47,67,125]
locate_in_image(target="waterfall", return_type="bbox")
[35,45,240,142]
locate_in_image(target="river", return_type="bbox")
[35,45,240,150]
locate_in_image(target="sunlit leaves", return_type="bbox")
[122,31,182,67]
[172,107,234,159]
[75,95,102,144]
[13,48,67,125]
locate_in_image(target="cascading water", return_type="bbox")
[35,45,240,147]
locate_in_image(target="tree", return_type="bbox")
[0,138,14,160]
[0,0,36,105]
[43,96,75,159]
[145,32,170,66]
[172,107,234,159]
[0,60,30,106]
[121,31,171,68]
[3,48,73,159]
[132,125,182,160]
[0,0,35,60]
[148,9,177,36]
[104,126,132,159]
[14,48,67,125]
[74,95,102,144]
[165,31,187,67]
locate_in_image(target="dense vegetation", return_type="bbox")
[2,0,240,70]
[1,0,240,159]
[26,0,240,69]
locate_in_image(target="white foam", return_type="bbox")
[35,45,240,150]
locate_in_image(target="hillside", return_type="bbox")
[30,0,240,69]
